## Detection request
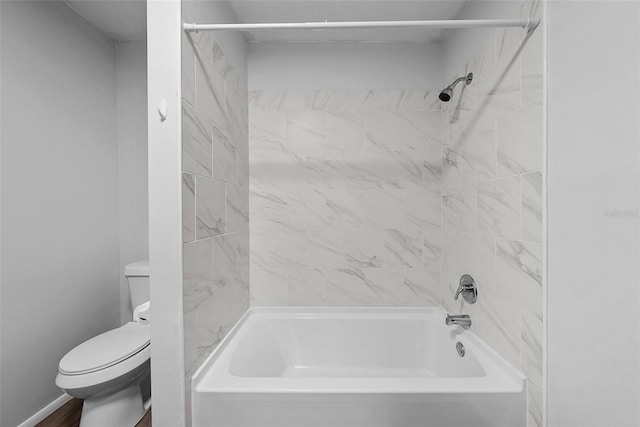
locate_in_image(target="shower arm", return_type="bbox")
[446,74,473,90]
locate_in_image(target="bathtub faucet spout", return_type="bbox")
[446,314,472,329]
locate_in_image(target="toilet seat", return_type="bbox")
[59,322,150,375]
[56,323,150,393]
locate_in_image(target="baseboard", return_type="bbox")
[17,394,73,427]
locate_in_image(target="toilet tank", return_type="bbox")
[124,260,150,310]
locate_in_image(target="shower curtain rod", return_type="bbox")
[183,18,540,33]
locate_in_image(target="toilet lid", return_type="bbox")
[59,322,150,375]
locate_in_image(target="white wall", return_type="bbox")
[0,2,120,426]
[117,41,149,322]
[547,1,640,425]
[249,42,442,90]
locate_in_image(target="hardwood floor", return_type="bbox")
[36,399,82,427]
[36,399,151,427]
[136,409,152,427]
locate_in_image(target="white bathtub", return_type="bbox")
[192,307,526,427]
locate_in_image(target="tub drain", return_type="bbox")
[456,342,465,357]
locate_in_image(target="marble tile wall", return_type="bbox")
[441,1,543,425]
[181,30,250,394]
[249,89,443,308]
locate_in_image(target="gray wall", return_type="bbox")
[547,1,640,425]
[117,41,149,322]
[1,2,120,425]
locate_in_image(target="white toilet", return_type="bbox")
[56,260,151,427]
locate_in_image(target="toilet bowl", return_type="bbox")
[56,261,151,427]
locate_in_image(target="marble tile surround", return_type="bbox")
[181,31,250,385]
[249,88,443,309]
[248,18,542,413]
[442,1,544,424]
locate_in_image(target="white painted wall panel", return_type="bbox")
[147,0,185,425]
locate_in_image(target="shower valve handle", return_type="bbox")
[455,274,478,304]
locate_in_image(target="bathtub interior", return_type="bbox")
[192,308,527,427]
[229,315,485,379]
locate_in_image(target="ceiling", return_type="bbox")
[65,0,146,42]
[64,0,469,44]
[227,0,468,43]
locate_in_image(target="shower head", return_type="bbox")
[439,73,473,102]
[438,87,453,102]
